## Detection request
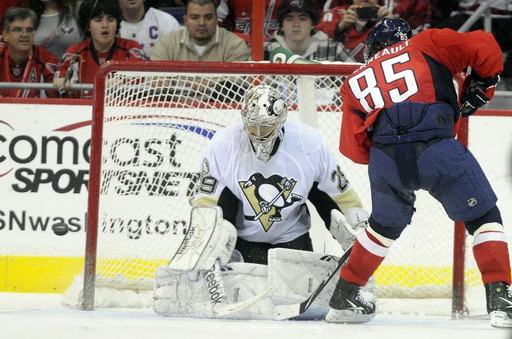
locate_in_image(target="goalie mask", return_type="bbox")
[241,86,287,162]
[364,18,411,62]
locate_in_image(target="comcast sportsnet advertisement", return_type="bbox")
[0,103,235,258]
[0,104,92,256]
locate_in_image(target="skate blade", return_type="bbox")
[324,308,375,323]
[490,311,512,328]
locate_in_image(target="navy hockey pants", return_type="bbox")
[368,138,497,240]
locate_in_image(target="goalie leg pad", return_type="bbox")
[154,248,377,320]
[268,248,376,319]
[154,266,215,318]
[268,248,340,318]
[154,262,274,319]
[169,206,237,271]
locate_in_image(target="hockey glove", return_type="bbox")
[460,74,500,117]
[330,209,368,251]
[344,207,370,229]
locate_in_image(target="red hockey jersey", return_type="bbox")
[0,43,58,98]
[339,29,503,164]
[57,37,145,98]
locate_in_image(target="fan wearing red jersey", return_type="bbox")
[53,0,146,98]
[322,0,432,33]
[316,0,394,62]
[328,18,512,328]
[0,7,59,98]
[318,0,431,62]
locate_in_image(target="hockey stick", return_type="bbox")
[273,245,353,320]
[213,287,272,317]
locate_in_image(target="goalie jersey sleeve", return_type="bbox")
[339,28,503,164]
[193,120,363,245]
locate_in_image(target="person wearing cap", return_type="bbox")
[264,0,354,62]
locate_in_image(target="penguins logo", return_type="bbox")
[239,173,302,232]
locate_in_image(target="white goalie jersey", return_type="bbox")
[193,120,363,244]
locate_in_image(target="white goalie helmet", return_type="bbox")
[241,85,288,162]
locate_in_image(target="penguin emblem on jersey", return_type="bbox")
[239,173,302,232]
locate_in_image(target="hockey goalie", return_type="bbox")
[153,206,374,320]
[153,84,374,321]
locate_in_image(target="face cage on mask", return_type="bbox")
[244,122,282,163]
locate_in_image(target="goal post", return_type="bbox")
[78,60,471,316]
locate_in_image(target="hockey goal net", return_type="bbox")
[73,60,480,316]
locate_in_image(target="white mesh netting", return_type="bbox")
[72,63,480,311]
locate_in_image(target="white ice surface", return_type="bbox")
[1,293,511,339]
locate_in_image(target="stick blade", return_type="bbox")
[273,303,302,320]
[213,288,272,317]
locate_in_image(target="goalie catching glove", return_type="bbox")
[329,208,368,251]
[460,73,500,117]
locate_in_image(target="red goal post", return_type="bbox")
[79,60,470,316]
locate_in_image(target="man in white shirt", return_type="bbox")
[119,0,181,58]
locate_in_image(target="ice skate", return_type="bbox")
[486,281,512,328]
[325,278,376,323]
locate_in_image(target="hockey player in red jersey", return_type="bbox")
[53,0,145,98]
[328,18,512,328]
[0,7,58,98]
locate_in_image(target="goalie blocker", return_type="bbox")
[153,206,374,320]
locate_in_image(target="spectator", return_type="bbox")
[119,0,181,58]
[318,0,431,62]
[430,0,459,28]
[53,0,145,98]
[151,0,249,61]
[316,0,394,62]
[265,0,354,62]
[146,0,184,7]
[0,1,26,37]
[322,0,432,33]
[432,0,511,31]
[0,7,59,98]
[26,0,82,59]
[430,0,512,90]
[216,0,325,43]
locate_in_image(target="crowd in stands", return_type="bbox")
[0,0,511,98]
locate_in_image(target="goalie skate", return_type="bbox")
[325,277,376,324]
